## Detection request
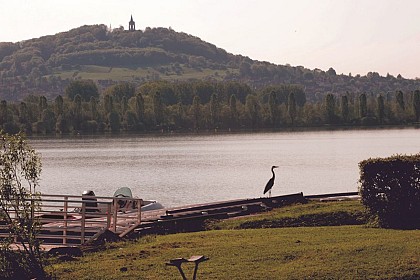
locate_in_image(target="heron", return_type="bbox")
[263,166,279,197]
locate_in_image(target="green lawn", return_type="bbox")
[48,202,420,280]
[50,65,236,82]
[210,200,369,230]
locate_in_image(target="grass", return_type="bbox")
[50,65,237,82]
[209,200,369,230]
[47,201,420,279]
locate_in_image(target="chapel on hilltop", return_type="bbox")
[129,15,135,31]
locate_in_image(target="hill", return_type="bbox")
[1,24,420,101]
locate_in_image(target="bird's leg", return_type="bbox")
[269,189,271,198]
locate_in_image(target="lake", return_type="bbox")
[29,128,419,208]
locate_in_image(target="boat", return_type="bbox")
[112,187,163,212]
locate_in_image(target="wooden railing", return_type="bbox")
[0,194,142,245]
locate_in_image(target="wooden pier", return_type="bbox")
[133,193,307,236]
[1,191,359,249]
[0,194,143,247]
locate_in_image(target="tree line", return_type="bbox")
[0,80,419,135]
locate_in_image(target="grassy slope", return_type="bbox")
[51,65,237,82]
[49,202,420,280]
[211,200,369,229]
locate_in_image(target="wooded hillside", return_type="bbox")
[1,24,419,101]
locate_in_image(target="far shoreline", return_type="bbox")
[26,123,419,140]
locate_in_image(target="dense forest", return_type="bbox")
[1,24,420,103]
[0,80,419,135]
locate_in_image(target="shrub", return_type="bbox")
[359,154,420,229]
[0,132,49,279]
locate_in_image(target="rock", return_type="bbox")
[85,229,121,246]
[48,247,83,257]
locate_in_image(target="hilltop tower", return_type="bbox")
[129,15,135,31]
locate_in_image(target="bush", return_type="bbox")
[359,154,420,229]
[0,132,49,279]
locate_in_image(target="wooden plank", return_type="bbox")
[166,193,303,215]
[305,191,359,199]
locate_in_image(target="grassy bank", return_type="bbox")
[48,202,420,279]
[208,200,369,230]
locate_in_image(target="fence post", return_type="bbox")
[81,200,86,244]
[107,203,111,229]
[63,196,68,245]
[137,199,142,224]
[113,197,118,232]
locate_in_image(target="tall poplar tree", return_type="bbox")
[38,96,47,119]
[325,93,335,123]
[153,90,164,126]
[229,94,238,128]
[89,96,98,121]
[246,94,259,128]
[191,95,201,129]
[377,95,385,124]
[341,95,349,123]
[0,100,8,126]
[209,93,220,128]
[287,92,297,125]
[413,90,420,122]
[135,94,145,124]
[73,94,83,131]
[104,95,113,115]
[54,95,64,116]
[396,90,405,111]
[359,93,367,118]
[268,91,278,126]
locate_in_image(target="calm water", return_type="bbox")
[29,128,419,207]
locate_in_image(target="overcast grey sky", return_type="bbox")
[1,0,420,78]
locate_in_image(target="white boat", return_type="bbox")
[112,187,163,212]
[81,187,164,213]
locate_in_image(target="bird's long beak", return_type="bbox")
[273,166,279,168]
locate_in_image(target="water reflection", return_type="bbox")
[29,128,419,207]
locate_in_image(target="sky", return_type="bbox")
[1,0,420,78]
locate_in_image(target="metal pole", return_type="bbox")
[176,266,187,280]
[192,263,199,280]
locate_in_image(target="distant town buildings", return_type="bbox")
[129,15,135,31]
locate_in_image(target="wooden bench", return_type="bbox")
[166,255,209,280]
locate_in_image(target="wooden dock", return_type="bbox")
[1,194,143,247]
[1,191,359,249]
[133,193,306,236]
